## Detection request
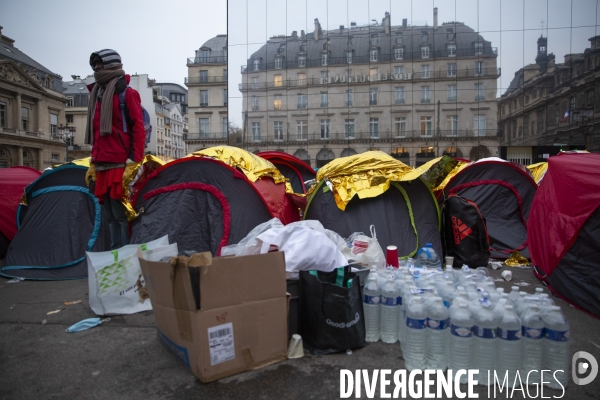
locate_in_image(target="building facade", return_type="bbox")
[61,75,94,160]
[184,35,228,152]
[239,9,500,168]
[164,103,185,159]
[0,26,67,169]
[498,35,600,164]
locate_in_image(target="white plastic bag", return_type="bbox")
[220,218,284,256]
[87,235,177,315]
[347,225,386,269]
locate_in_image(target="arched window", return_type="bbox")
[340,148,357,157]
[316,148,335,168]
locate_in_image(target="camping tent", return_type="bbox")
[0,166,41,258]
[1,164,110,280]
[304,152,442,258]
[130,147,299,256]
[438,157,537,259]
[529,152,600,318]
[258,151,316,193]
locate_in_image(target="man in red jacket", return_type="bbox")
[85,49,146,249]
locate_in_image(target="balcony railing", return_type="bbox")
[183,132,229,141]
[185,76,226,84]
[187,56,227,65]
[241,48,498,72]
[239,69,501,90]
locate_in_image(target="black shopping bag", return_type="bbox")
[299,266,367,355]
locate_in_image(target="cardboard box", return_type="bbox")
[138,251,288,383]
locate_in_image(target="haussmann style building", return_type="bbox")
[238,8,500,168]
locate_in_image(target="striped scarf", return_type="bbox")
[85,64,125,143]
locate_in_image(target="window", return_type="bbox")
[344,119,355,138]
[297,93,307,109]
[297,73,306,85]
[251,96,260,111]
[421,65,430,79]
[253,59,260,71]
[370,50,378,62]
[347,51,353,64]
[0,102,5,127]
[201,50,210,62]
[224,69,227,80]
[296,120,308,140]
[274,94,282,110]
[447,85,457,102]
[475,42,483,55]
[369,118,379,138]
[524,115,529,136]
[251,122,261,141]
[274,121,283,141]
[274,75,282,87]
[251,77,259,89]
[394,66,405,76]
[395,87,405,104]
[396,36,403,45]
[320,92,328,107]
[421,34,428,43]
[394,117,407,137]
[320,71,329,80]
[200,90,208,107]
[475,83,484,101]
[474,115,486,136]
[395,48,404,60]
[199,118,209,137]
[223,117,228,137]
[448,63,457,77]
[421,86,430,103]
[447,45,456,57]
[346,89,353,106]
[475,61,484,76]
[21,107,29,130]
[320,119,330,139]
[223,89,227,106]
[50,113,57,135]
[66,114,73,123]
[420,116,432,136]
[298,56,306,67]
[421,46,430,59]
[200,70,208,82]
[447,115,458,136]
[321,53,328,66]
[369,68,378,77]
[370,88,378,105]
[275,57,283,69]
[446,29,455,41]
[66,97,74,107]
[52,154,59,161]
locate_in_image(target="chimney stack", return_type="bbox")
[339,25,344,34]
[351,22,356,27]
[292,30,298,39]
[383,12,391,34]
[434,7,438,29]
[301,30,305,39]
[402,18,408,28]
[314,18,322,41]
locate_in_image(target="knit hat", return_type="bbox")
[89,49,122,68]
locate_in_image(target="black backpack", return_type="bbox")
[441,193,490,268]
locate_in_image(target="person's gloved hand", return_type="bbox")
[85,163,97,194]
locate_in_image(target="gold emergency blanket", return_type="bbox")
[189,146,291,190]
[121,155,165,221]
[526,162,548,184]
[505,251,530,267]
[313,151,442,211]
[432,159,470,194]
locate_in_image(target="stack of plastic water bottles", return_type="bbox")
[361,244,570,389]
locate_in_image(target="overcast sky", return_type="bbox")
[228,0,599,128]
[1,0,226,85]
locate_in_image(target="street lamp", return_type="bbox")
[58,124,75,163]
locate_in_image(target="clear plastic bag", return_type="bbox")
[220,218,284,256]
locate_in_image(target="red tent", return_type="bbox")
[0,166,42,241]
[529,152,600,318]
[258,151,316,194]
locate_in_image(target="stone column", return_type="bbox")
[37,98,44,133]
[38,148,44,170]
[17,145,23,166]
[15,93,22,130]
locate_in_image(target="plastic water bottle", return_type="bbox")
[404,296,428,371]
[520,304,544,384]
[542,306,570,390]
[415,243,442,270]
[508,286,521,305]
[380,276,400,343]
[472,298,497,385]
[426,296,449,370]
[497,305,522,388]
[493,293,510,321]
[449,302,473,383]
[363,274,381,342]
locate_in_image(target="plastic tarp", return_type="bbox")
[529,153,600,316]
[0,166,41,241]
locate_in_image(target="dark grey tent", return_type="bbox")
[439,158,537,259]
[1,165,110,280]
[305,178,442,258]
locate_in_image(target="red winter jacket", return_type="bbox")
[87,75,146,163]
